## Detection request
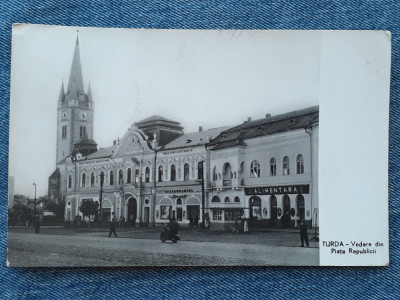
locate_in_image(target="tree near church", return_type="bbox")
[79,199,98,222]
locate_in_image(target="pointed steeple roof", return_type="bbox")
[66,37,84,98]
[87,83,93,103]
[58,82,65,102]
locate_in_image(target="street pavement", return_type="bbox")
[7,227,319,267]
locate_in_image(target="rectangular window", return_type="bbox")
[224,209,243,221]
[62,126,67,139]
[212,209,222,221]
[160,206,172,220]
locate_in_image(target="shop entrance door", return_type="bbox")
[143,207,149,225]
[128,198,137,227]
[187,205,200,224]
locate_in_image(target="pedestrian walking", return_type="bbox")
[299,219,309,247]
[109,212,118,238]
[34,217,40,234]
[233,218,239,234]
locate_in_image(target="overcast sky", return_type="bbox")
[9,25,320,197]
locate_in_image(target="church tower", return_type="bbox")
[56,37,94,163]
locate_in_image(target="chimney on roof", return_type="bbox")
[266,114,271,117]
[247,117,252,122]
[113,140,116,145]
[199,126,203,132]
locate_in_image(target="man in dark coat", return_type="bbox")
[168,217,180,238]
[109,212,118,238]
[299,219,309,247]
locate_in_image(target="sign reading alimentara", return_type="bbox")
[245,185,310,196]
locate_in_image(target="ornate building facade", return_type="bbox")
[49,39,319,230]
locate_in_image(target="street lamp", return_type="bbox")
[32,183,37,219]
[99,172,105,222]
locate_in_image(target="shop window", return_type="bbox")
[250,196,261,220]
[127,168,132,183]
[119,169,124,184]
[82,173,86,187]
[283,156,290,175]
[145,167,150,182]
[296,154,304,174]
[68,175,72,188]
[170,165,176,181]
[211,196,221,202]
[224,197,230,203]
[212,209,222,221]
[158,166,163,182]
[91,172,95,186]
[234,196,240,203]
[270,158,276,176]
[212,166,217,181]
[160,206,172,220]
[225,209,243,221]
[198,162,203,180]
[184,163,190,181]
[250,160,260,178]
[110,170,114,185]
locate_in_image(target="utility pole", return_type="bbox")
[99,172,104,222]
[33,183,37,219]
[199,161,205,229]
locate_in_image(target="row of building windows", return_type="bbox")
[71,162,204,188]
[212,154,304,181]
[61,125,87,140]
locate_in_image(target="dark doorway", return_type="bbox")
[143,207,149,225]
[128,198,137,227]
[270,195,277,220]
[296,194,305,220]
[282,194,291,228]
[187,205,200,222]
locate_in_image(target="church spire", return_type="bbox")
[58,81,65,103]
[66,37,84,98]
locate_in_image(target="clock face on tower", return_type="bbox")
[80,112,87,120]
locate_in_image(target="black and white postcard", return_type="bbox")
[7,25,390,266]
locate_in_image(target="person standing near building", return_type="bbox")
[109,212,118,238]
[299,219,309,247]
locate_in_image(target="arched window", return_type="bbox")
[296,154,304,174]
[170,165,176,181]
[110,170,114,186]
[250,160,260,178]
[119,169,124,184]
[68,175,72,188]
[283,156,290,175]
[234,196,241,203]
[184,163,190,181]
[82,173,86,187]
[296,194,305,219]
[211,196,221,202]
[270,158,276,176]
[158,166,163,182]
[224,197,230,203]
[240,161,244,172]
[223,163,232,186]
[145,167,150,182]
[213,166,217,181]
[127,168,132,183]
[91,172,95,186]
[176,198,182,205]
[197,162,203,180]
